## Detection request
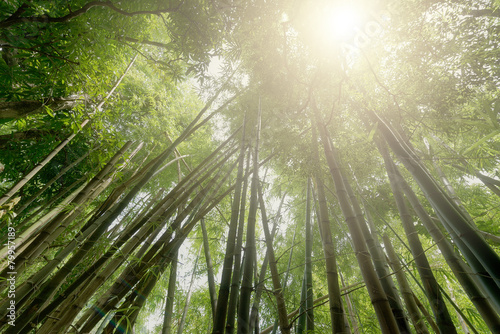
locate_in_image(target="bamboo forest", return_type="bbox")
[1,0,500,333]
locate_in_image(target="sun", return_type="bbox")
[321,4,363,41]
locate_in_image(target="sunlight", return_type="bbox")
[321,4,363,41]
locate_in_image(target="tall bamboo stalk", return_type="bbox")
[297,272,307,334]
[391,160,500,329]
[20,135,239,334]
[201,218,218,320]
[0,141,133,290]
[14,147,95,215]
[379,141,457,333]
[340,273,359,334]
[305,178,315,333]
[314,105,400,333]
[340,162,410,333]
[312,169,345,330]
[310,123,345,334]
[177,245,203,334]
[226,149,251,334]
[249,219,278,334]
[373,111,500,293]
[257,183,290,334]
[78,153,239,333]
[212,118,247,334]
[383,234,430,334]
[238,102,261,334]
[162,251,178,334]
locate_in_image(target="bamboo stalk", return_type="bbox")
[238,102,261,334]
[383,234,430,334]
[78,156,238,333]
[201,218,218,320]
[226,149,251,334]
[162,251,178,334]
[305,178,315,333]
[314,105,399,333]
[257,183,290,334]
[249,218,278,334]
[212,119,247,334]
[392,161,500,329]
[373,111,500,294]
[379,141,457,333]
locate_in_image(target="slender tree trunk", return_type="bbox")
[201,218,218,320]
[383,234,430,334]
[313,105,400,334]
[257,183,290,334]
[14,147,94,215]
[297,272,307,334]
[3,142,134,319]
[0,140,132,287]
[226,149,251,334]
[0,179,85,262]
[304,178,315,333]
[311,124,345,334]
[259,282,364,334]
[249,221,278,334]
[177,245,203,334]
[379,141,457,333]
[341,163,410,334]
[0,98,82,119]
[162,251,179,334]
[340,273,359,334]
[0,128,86,207]
[373,111,500,293]
[238,103,261,334]
[35,188,166,334]
[391,160,500,329]
[8,174,86,234]
[212,121,247,334]
[0,143,133,330]
[10,110,240,334]
[78,154,238,333]
[412,292,440,333]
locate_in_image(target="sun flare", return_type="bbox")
[321,4,363,40]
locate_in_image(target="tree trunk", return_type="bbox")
[314,106,400,334]
[340,273,359,334]
[373,111,500,294]
[77,154,237,333]
[225,149,251,334]
[0,97,82,119]
[257,183,290,334]
[311,124,345,334]
[238,103,261,334]
[212,122,247,334]
[379,141,457,333]
[177,245,202,334]
[341,163,410,334]
[249,220,278,334]
[201,218,218,320]
[162,251,178,334]
[383,234,430,334]
[304,178,315,332]
[392,160,500,329]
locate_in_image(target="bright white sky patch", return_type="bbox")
[320,4,363,41]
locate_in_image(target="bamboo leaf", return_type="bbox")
[462,129,500,155]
